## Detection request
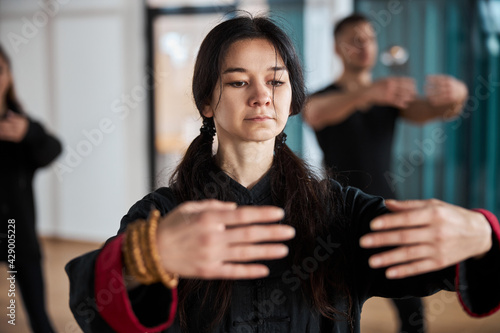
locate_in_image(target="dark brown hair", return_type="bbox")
[169,14,352,330]
[0,45,23,114]
[334,13,370,38]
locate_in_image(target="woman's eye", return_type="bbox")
[269,80,284,87]
[229,81,247,88]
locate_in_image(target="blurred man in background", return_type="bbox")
[304,14,468,333]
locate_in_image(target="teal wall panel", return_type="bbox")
[355,0,499,216]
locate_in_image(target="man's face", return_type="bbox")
[335,21,378,71]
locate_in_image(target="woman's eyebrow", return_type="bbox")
[222,66,287,75]
[269,66,286,72]
[222,67,246,74]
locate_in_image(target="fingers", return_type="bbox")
[381,77,416,108]
[211,263,270,279]
[425,75,466,106]
[180,199,238,214]
[426,74,453,94]
[0,123,13,135]
[0,120,15,132]
[360,227,429,248]
[397,80,417,107]
[158,200,237,230]
[397,77,417,92]
[425,84,450,106]
[0,113,28,142]
[178,201,285,227]
[383,259,442,279]
[368,244,433,269]
[157,201,294,280]
[363,233,446,280]
[197,217,294,263]
[224,243,289,262]
[384,199,431,211]
[426,74,451,84]
[361,198,492,279]
[369,199,443,230]
[225,223,295,242]
[216,205,286,226]
[0,125,17,141]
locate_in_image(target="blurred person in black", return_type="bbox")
[0,45,61,333]
[304,14,468,333]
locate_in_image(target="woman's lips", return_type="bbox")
[245,116,273,121]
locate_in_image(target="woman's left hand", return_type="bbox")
[359,199,492,279]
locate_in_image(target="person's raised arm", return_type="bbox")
[400,75,468,124]
[359,199,493,279]
[91,199,295,333]
[359,199,500,316]
[304,77,416,131]
[123,200,295,291]
[304,88,371,130]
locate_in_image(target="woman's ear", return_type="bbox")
[202,103,214,118]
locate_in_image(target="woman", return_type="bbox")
[0,45,60,332]
[66,15,500,333]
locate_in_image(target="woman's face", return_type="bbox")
[203,38,292,146]
[0,56,12,103]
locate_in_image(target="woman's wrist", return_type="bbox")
[471,209,496,260]
[122,210,179,289]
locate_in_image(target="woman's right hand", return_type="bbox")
[0,111,29,142]
[155,200,295,280]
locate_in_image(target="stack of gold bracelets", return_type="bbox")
[122,209,179,288]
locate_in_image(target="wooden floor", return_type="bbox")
[0,238,499,333]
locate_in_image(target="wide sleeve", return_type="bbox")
[65,188,180,332]
[337,182,500,317]
[21,118,62,168]
[456,209,500,317]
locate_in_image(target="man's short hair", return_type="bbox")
[334,13,370,38]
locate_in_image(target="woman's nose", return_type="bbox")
[248,82,271,107]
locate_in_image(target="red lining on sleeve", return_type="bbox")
[456,209,500,317]
[94,234,178,332]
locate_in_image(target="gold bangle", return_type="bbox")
[140,219,155,274]
[122,228,136,277]
[122,210,179,289]
[123,219,156,284]
[137,220,157,284]
[147,209,179,289]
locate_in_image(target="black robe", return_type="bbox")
[0,114,62,263]
[66,171,500,332]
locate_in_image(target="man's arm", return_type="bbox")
[304,89,371,130]
[400,75,468,124]
[304,77,416,131]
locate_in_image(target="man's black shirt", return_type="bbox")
[313,83,399,198]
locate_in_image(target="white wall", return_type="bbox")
[0,0,148,242]
[304,0,353,91]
